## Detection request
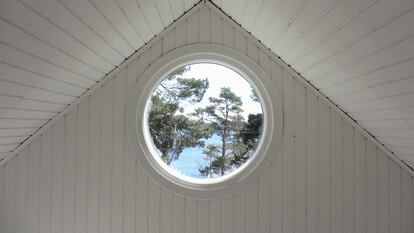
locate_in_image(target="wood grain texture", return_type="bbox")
[0,5,412,233]
[213,0,414,167]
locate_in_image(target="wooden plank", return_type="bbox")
[234,191,246,233]
[4,154,16,233]
[123,137,136,233]
[354,132,367,233]
[0,79,75,104]
[366,142,378,233]
[222,196,234,233]
[318,94,330,233]
[198,6,210,43]
[197,199,209,233]
[27,138,40,233]
[87,91,101,233]
[389,161,401,233]
[0,0,112,73]
[258,170,270,233]
[21,0,126,64]
[111,71,126,233]
[136,165,148,233]
[169,0,185,20]
[123,59,138,233]
[306,90,318,233]
[174,17,187,48]
[246,181,258,233]
[62,109,77,233]
[342,122,355,233]
[0,40,93,89]
[0,109,55,120]
[162,28,175,55]
[98,80,114,233]
[15,148,29,233]
[154,0,173,29]
[0,54,88,95]
[294,80,307,233]
[210,9,222,44]
[283,0,376,64]
[172,194,185,233]
[270,141,282,233]
[137,0,164,35]
[330,111,342,233]
[160,189,173,233]
[316,36,414,89]
[116,0,154,42]
[282,71,294,233]
[209,198,222,233]
[185,198,197,233]
[61,0,135,57]
[74,99,89,233]
[0,18,102,80]
[39,130,52,233]
[0,159,4,232]
[51,120,64,233]
[303,1,414,78]
[378,151,389,233]
[186,10,199,44]
[222,18,234,48]
[148,180,160,233]
[88,0,143,49]
[401,171,413,233]
[150,40,162,64]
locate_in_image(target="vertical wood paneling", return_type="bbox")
[378,151,390,233]
[343,122,355,233]
[318,94,331,233]
[222,196,234,233]
[294,80,306,233]
[87,89,101,233]
[4,156,16,233]
[330,111,343,233]
[185,198,197,233]
[0,6,413,233]
[15,148,29,233]
[0,159,4,232]
[282,72,295,233]
[306,90,319,233]
[39,131,52,233]
[98,80,113,233]
[51,120,64,233]
[354,133,367,233]
[366,142,378,233]
[28,136,40,233]
[111,71,125,233]
[75,99,89,233]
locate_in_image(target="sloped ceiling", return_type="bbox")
[0,0,198,160]
[212,0,414,169]
[0,0,413,171]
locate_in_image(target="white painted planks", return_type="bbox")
[0,0,197,160]
[213,0,414,167]
[0,5,413,233]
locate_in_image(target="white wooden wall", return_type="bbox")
[0,6,413,233]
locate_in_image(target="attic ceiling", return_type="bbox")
[0,0,414,170]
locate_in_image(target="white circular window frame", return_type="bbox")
[127,44,283,199]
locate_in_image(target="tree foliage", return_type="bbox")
[148,66,211,164]
[148,66,263,177]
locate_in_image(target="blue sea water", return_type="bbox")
[170,134,221,179]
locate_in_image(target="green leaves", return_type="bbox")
[148,65,262,177]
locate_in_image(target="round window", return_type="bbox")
[146,63,263,182]
[127,44,282,199]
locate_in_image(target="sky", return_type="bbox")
[174,63,263,120]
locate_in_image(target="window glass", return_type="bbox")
[147,63,263,179]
